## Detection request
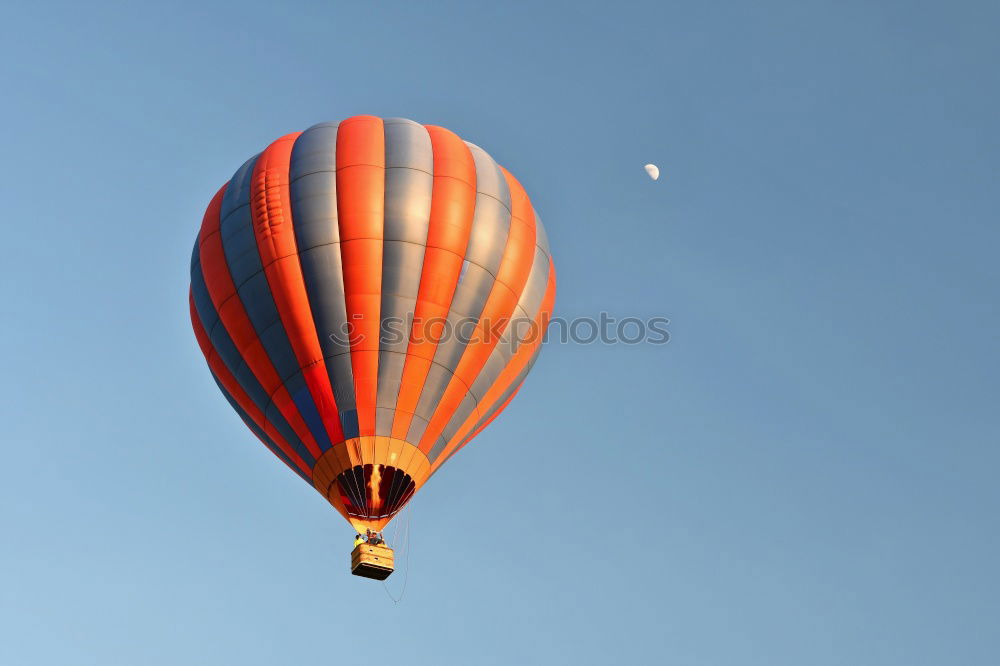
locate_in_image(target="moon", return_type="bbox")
[644,164,660,181]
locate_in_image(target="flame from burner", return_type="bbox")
[368,464,383,513]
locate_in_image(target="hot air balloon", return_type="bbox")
[189,116,555,578]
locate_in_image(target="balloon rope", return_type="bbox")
[382,503,412,604]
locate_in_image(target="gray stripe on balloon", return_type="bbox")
[376,119,434,436]
[289,122,361,440]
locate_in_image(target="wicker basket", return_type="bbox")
[350,543,395,580]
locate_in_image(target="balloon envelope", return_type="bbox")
[644,164,660,180]
[189,116,556,532]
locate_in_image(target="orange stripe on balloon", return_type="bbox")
[190,291,313,477]
[336,116,385,436]
[390,125,477,440]
[197,184,324,460]
[250,133,346,446]
[431,259,555,469]
[417,167,538,453]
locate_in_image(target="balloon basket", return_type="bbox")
[351,543,395,580]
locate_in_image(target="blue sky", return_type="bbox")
[3,1,998,664]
